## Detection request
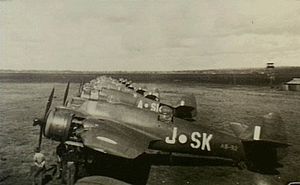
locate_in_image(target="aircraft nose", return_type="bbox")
[44,109,72,141]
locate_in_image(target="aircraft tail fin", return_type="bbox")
[174,94,197,120]
[240,112,288,144]
[231,113,290,174]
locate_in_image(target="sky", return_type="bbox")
[0,0,300,71]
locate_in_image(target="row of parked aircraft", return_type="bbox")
[33,76,289,184]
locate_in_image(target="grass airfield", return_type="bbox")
[0,82,299,185]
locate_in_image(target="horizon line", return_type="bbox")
[1,65,299,73]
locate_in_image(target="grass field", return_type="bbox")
[0,82,299,185]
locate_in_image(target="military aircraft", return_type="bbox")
[33,78,289,185]
[78,87,196,121]
[81,76,160,101]
[78,77,197,120]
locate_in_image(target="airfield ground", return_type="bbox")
[0,82,299,185]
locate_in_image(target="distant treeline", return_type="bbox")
[0,67,299,85]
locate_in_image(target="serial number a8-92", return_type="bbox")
[220,143,238,151]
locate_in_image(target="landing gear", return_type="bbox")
[57,144,88,184]
[61,161,76,185]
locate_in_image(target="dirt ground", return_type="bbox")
[0,82,299,185]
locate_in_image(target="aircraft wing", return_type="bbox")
[80,118,154,159]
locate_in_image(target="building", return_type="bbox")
[266,62,275,88]
[284,78,300,91]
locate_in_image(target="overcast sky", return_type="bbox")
[0,0,300,71]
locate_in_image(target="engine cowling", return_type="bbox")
[44,109,83,142]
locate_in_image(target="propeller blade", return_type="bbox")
[43,87,55,119]
[79,81,83,95]
[37,123,43,150]
[63,82,70,106]
[34,87,54,151]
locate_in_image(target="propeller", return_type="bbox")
[78,80,84,97]
[33,87,55,151]
[63,82,70,106]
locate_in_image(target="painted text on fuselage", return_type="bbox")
[165,127,213,151]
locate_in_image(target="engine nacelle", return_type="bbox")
[44,109,74,142]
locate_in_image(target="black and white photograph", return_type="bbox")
[0,1,299,185]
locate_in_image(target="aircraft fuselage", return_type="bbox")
[78,100,245,162]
